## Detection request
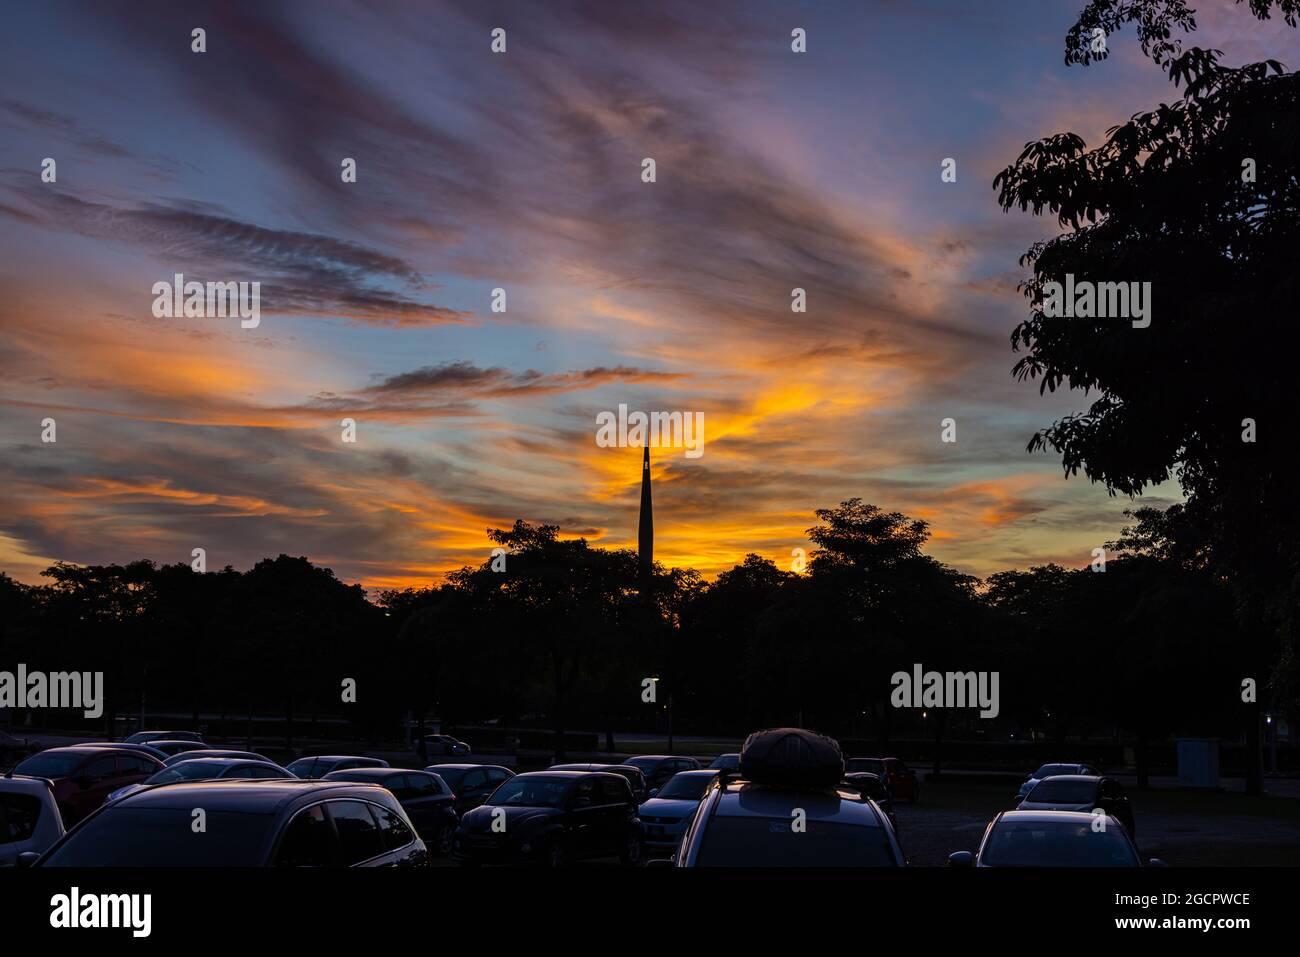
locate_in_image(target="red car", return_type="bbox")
[12,745,163,826]
[845,757,920,803]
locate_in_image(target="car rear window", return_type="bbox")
[42,807,276,866]
[1026,780,1096,803]
[696,817,898,867]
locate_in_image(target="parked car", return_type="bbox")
[637,769,718,853]
[422,734,471,756]
[11,746,163,826]
[548,763,649,803]
[670,729,905,867]
[104,758,292,804]
[844,771,898,832]
[949,811,1161,867]
[1015,762,1101,803]
[286,755,389,779]
[845,757,920,803]
[0,730,34,769]
[425,764,514,815]
[0,775,64,865]
[323,768,459,855]
[31,780,429,867]
[145,740,213,758]
[71,742,170,763]
[123,731,205,745]
[1017,775,1136,838]
[454,771,642,867]
[163,749,272,767]
[708,753,740,771]
[622,755,700,791]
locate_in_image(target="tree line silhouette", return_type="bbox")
[0,499,1270,782]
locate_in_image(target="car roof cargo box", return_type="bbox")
[740,728,844,787]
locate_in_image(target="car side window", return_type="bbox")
[273,804,336,867]
[572,778,595,805]
[411,773,441,796]
[385,774,413,798]
[118,754,156,775]
[462,769,488,791]
[485,768,510,784]
[0,794,41,844]
[329,800,386,865]
[83,756,117,781]
[242,764,284,779]
[373,804,415,851]
[599,778,629,805]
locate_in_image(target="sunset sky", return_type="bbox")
[2,0,1297,591]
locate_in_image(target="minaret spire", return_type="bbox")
[638,444,653,576]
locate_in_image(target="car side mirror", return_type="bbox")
[947,851,974,868]
[648,788,659,798]
[16,851,40,868]
[1147,858,1168,868]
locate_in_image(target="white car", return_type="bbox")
[0,776,65,866]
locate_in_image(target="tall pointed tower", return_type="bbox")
[638,444,653,576]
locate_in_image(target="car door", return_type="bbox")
[565,777,599,858]
[71,755,121,820]
[595,777,632,855]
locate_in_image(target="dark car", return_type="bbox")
[32,780,428,867]
[12,746,164,826]
[105,757,292,804]
[548,763,649,803]
[163,749,271,767]
[1015,762,1101,803]
[425,764,514,815]
[622,755,701,791]
[949,810,1161,867]
[844,771,898,832]
[70,742,170,763]
[454,771,643,867]
[323,768,460,855]
[123,731,204,745]
[145,740,213,758]
[287,755,390,780]
[1017,775,1136,838]
[845,757,920,803]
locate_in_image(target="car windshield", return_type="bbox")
[287,759,318,776]
[487,778,569,808]
[1026,780,1097,803]
[709,755,739,769]
[623,758,660,772]
[696,817,898,867]
[14,752,82,777]
[1032,764,1076,778]
[657,775,713,800]
[42,807,277,866]
[983,821,1139,867]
